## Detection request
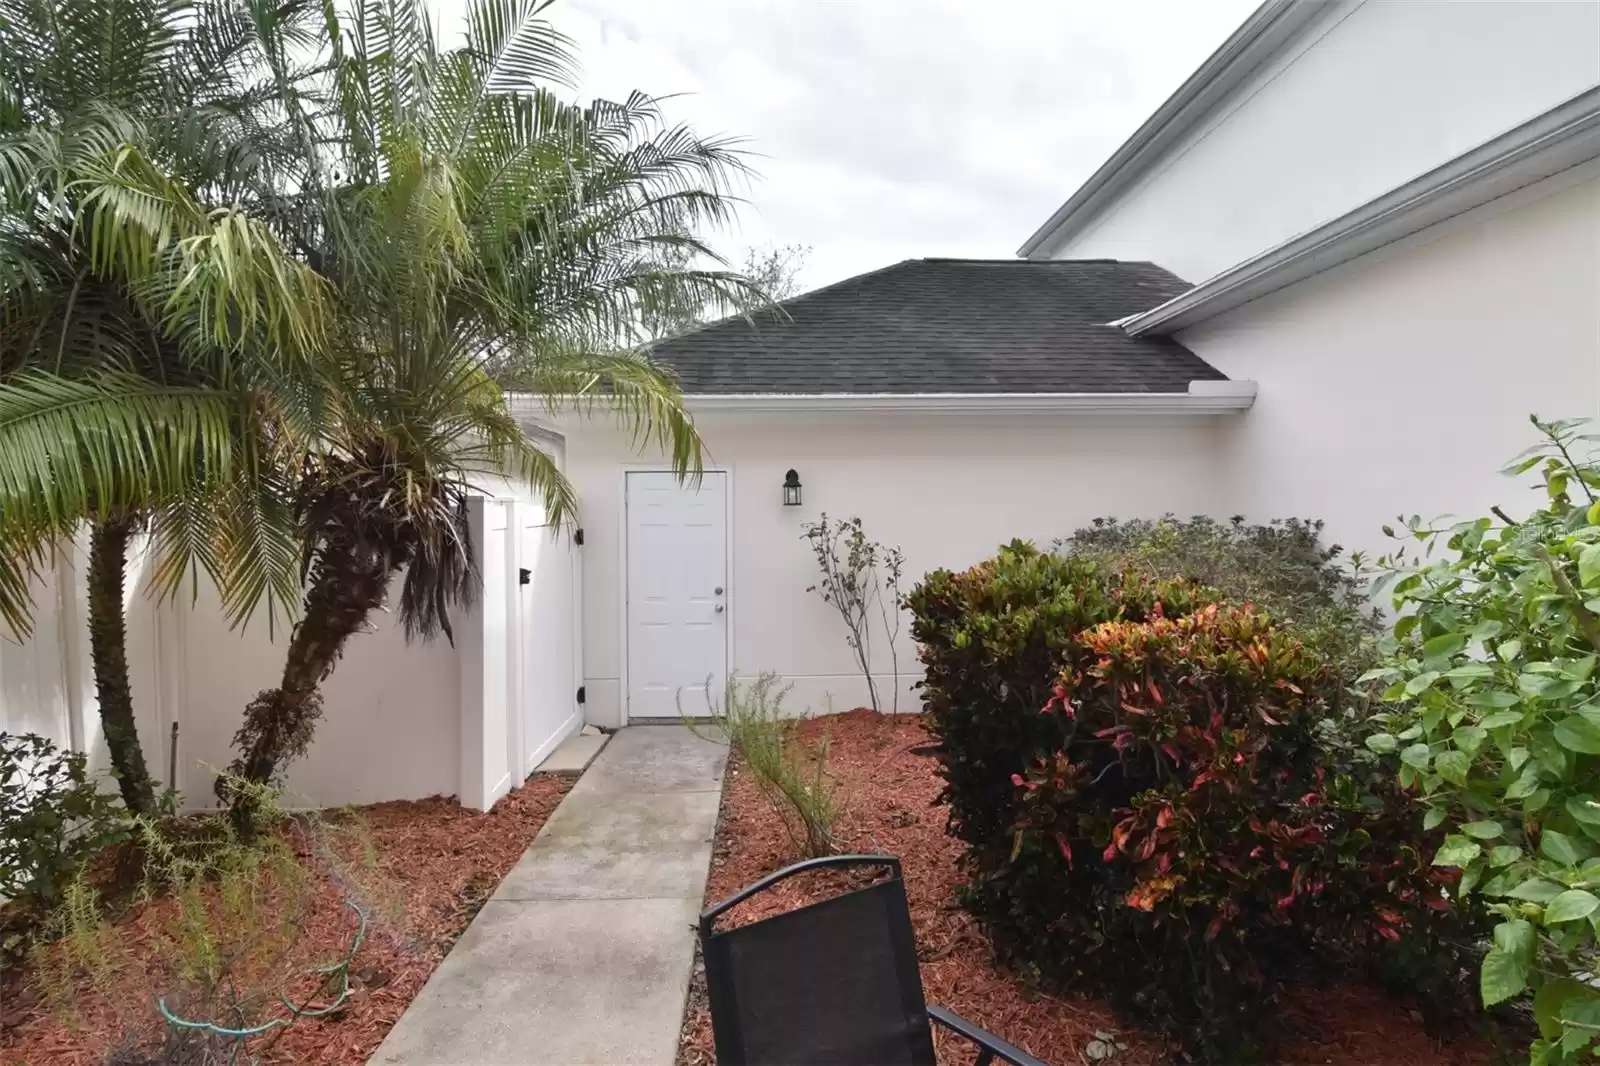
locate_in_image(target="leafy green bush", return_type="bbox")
[908,534,1483,1061]
[688,674,840,857]
[906,541,1200,885]
[1,732,129,911]
[1032,606,1479,1057]
[1061,514,1382,679]
[1366,417,1600,1064]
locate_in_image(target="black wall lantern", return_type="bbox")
[782,469,803,506]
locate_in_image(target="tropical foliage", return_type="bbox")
[908,536,1485,1061]
[0,0,756,818]
[1367,416,1600,1064]
[214,0,757,811]
[1061,514,1382,682]
[0,0,332,812]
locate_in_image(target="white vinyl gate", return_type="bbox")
[518,505,580,775]
[459,494,584,809]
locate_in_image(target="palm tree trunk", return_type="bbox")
[87,516,157,816]
[223,539,394,819]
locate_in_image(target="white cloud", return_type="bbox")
[436,0,1262,287]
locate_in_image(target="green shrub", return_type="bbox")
[1,732,130,911]
[1366,417,1600,1064]
[1061,514,1382,678]
[907,534,1484,1062]
[1029,606,1480,1057]
[907,541,1205,881]
[688,674,840,857]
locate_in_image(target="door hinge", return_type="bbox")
[518,567,530,585]
[576,685,586,705]
[574,527,585,546]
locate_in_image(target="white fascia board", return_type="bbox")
[504,394,569,443]
[681,382,1257,415]
[1017,0,1326,259]
[1122,86,1600,336]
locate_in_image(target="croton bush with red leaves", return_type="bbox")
[909,536,1488,1063]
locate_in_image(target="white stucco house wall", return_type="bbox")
[555,0,1600,727]
[553,262,1254,724]
[1021,0,1600,561]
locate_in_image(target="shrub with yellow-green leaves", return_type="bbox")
[1368,416,1600,1064]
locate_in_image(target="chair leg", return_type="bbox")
[927,1004,1046,1066]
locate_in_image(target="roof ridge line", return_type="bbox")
[919,256,1137,265]
[653,258,1181,349]
[651,259,921,347]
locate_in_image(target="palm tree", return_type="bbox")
[221,0,758,802]
[0,0,329,812]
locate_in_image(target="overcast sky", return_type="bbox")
[514,1,1262,289]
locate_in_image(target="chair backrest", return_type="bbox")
[700,856,937,1066]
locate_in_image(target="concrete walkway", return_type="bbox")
[370,726,728,1066]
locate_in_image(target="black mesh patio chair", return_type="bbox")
[698,854,1048,1066]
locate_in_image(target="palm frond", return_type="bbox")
[70,143,331,358]
[469,0,573,96]
[501,346,702,481]
[147,464,303,634]
[211,467,303,634]
[0,370,240,531]
[397,486,476,642]
[0,0,340,649]
[0,526,56,637]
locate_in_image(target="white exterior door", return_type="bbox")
[626,471,728,720]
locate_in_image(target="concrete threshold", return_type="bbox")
[534,728,609,774]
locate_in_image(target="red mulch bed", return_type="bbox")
[677,710,1495,1066]
[2,772,573,1066]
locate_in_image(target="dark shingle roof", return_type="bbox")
[650,258,1225,395]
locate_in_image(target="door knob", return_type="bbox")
[715,604,725,613]
[714,586,723,595]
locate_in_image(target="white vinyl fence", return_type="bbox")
[0,493,582,812]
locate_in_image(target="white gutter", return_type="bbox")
[680,380,1257,415]
[1121,86,1600,337]
[1017,0,1328,259]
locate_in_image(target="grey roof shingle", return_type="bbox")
[650,258,1225,395]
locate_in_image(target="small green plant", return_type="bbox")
[31,775,373,1062]
[135,789,314,991]
[686,674,840,857]
[1367,416,1600,1063]
[1,732,130,912]
[27,875,123,1006]
[801,514,907,714]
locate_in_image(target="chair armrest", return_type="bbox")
[927,1005,1047,1066]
